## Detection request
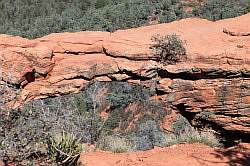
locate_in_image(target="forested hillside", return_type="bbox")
[0,0,249,38]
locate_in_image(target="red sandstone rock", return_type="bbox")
[0,13,249,135]
[79,143,250,166]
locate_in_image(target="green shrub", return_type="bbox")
[158,0,185,23]
[95,0,111,9]
[194,0,250,21]
[177,127,221,147]
[47,132,83,166]
[171,115,221,147]
[153,132,177,147]
[151,34,186,64]
[98,120,178,152]
[171,115,193,135]
[0,108,50,164]
[134,120,176,150]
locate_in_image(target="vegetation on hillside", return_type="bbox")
[0,82,164,165]
[0,0,249,38]
[0,82,220,165]
[151,34,186,64]
[193,0,250,21]
[0,0,183,38]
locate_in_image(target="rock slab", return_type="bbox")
[0,14,249,135]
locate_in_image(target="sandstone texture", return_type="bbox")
[79,143,250,166]
[0,14,249,136]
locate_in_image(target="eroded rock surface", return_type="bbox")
[0,14,249,136]
[79,143,250,166]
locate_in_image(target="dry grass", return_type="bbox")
[98,135,134,153]
[177,128,221,147]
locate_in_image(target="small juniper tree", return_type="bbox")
[151,34,186,64]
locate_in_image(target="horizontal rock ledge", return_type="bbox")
[0,13,249,136]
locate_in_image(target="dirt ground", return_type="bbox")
[79,143,250,166]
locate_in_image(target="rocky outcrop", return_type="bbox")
[0,14,249,137]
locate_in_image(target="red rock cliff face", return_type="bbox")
[0,14,249,136]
